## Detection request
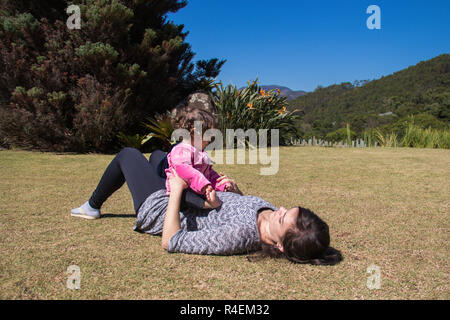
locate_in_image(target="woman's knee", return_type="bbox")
[118,147,142,159]
[149,149,166,168]
[149,149,165,160]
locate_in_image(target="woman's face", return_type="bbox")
[268,207,300,246]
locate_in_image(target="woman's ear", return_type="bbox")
[275,243,284,253]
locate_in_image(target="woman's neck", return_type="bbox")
[257,209,275,245]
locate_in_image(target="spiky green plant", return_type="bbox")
[212,80,299,146]
[117,132,150,151]
[142,112,175,151]
[346,123,352,146]
[374,129,400,147]
[363,129,376,147]
[402,123,450,149]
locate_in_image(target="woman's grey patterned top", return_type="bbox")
[134,189,277,255]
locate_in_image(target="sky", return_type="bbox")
[168,0,450,92]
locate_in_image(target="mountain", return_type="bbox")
[288,54,450,138]
[239,85,307,100]
[259,85,307,100]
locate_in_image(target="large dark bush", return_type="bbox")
[0,0,225,152]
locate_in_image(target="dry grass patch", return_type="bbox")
[0,147,448,299]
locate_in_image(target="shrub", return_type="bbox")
[0,85,74,151]
[325,126,357,143]
[402,123,450,149]
[374,129,400,148]
[0,0,225,152]
[71,75,130,152]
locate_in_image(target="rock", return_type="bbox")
[170,91,218,120]
[187,91,215,114]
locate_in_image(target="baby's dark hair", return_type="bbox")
[174,104,217,136]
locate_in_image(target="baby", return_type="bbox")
[159,105,231,209]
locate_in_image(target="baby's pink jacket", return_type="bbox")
[165,142,227,194]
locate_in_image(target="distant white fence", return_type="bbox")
[290,137,379,148]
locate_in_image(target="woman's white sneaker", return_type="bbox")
[71,201,101,219]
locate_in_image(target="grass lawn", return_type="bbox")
[0,147,449,299]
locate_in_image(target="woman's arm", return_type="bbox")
[161,170,187,250]
[167,218,256,255]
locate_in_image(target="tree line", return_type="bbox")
[289,54,450,141]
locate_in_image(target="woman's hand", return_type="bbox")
[168,168,188,192]
[216,173,243,195]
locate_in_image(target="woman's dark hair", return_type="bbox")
[248,207,343,266]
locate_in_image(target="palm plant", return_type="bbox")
[117,132,151,151]
[142,112,175,151]
[212,80,299,146]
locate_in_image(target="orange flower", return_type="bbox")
[247,103,253,109]
[276,88,281,94]
[226,112,230,119]
[278,106,287,115]
[260,89,266,97]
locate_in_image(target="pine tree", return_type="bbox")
[0,0,225,152]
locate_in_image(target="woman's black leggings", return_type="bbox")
[88,147,205,213]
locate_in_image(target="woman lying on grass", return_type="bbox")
[71,147,342,265]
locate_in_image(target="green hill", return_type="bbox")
[289,54,450,139]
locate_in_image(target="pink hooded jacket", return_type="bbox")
[165,142,227,194]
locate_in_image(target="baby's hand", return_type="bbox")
[206,189,222,209]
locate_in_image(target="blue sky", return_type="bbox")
[168,0,450,92]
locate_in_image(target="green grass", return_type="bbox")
[0,147,449,299]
